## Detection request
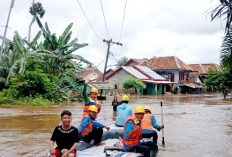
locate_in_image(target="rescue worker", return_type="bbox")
[82,79,101,118]
[123,106,153,157]
[115,95,133,127]
[78,105,110,146]
[142,106,164,150]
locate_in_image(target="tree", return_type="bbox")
[210,0,232,33]
[116,56,128,67]
[221,26,232,74]
[1,31,53,86]
[204,69,232,98]
[122,76,146,93]
[36,17,91,77]
[28,1,45,42]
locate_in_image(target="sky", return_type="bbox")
[0,0,226,72]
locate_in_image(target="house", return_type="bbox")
[189,64,221,83]
[123,58,145,67]
[106,65,175,95]
[147,56,203,94]
[80,68,102,81]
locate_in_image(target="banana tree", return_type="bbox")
[4,31,54,85]
[36,17,91,77]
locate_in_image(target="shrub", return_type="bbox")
[9,71,59,100]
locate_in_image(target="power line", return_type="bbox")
[99,0,110,39]
[119,0,128,42]
[75,0,102,41]
[110,51,119,62]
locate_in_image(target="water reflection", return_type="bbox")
[0,93,231,157]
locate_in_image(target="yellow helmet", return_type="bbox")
[134,105,145,114]
[90,88,98,94]
[89,105,98,112]
[144,106,152,113]
[121,95,129,101]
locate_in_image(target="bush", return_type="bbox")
[9,71,59,100]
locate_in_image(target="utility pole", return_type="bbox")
[102,39,122,82]
[0,0,15,63]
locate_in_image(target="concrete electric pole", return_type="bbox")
[0,0,15,63]
[102,39,122,82]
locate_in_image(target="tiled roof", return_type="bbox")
[189,64,221,74]
[148,56,193,71]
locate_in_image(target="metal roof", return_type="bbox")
[122,66,149,80]
[135,65,166,80]
[142,80,176,85]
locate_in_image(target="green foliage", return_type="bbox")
[210,0,232,33]
[204,69,232,98]
[122,76,146,92]
[29,2,45,18]
[221,26,232,73]
[116,56,128,67]
[9,71,59,100]
[35,17,91,77]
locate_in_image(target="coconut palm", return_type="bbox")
[221,26,232,73]
[35,17,91,77]
[210,0,232,33]
[28,1,45,42]
[210,0,232,74]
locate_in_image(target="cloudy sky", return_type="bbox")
[0,0,225,71]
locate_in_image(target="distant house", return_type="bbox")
[80,68,102,81]
[123,58,145,67]
[147,56,203,94]
[189,64,221,83]
[106,65,175,95]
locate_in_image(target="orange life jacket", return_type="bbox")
[142,113,153,130]
[79,115,93,136]
[82,97,101,118]
[123,116,142,148]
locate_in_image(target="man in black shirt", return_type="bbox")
[49,110,79,157]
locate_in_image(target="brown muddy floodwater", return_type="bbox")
[0,93,232,157]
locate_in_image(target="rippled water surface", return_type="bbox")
[0,93,232,157]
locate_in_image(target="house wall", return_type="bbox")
[107,69,131,90]
[157,71,179,83]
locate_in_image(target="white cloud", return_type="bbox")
[0,0,225,72]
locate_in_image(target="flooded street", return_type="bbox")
[0,93,232,157]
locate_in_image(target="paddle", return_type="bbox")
[161,101,165,146]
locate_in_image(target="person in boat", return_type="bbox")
[115,95,133,127]
[142,106,164,150]
[49,110,79,157]
[78,105,110,146]
[123,106,153,157]
[112,95,120,113]
[82,79,101,119]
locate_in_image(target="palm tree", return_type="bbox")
[221,26,232,73]
[115,56,128,68]
[210,0,232,73]
[35,17,91,77]
[28,1,45,42]
[210,0,232,33]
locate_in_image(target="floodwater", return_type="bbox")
[0,93,232,157]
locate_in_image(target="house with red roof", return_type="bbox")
[189,63,221,84]
[147,56,203,94]
[106,65,175,95]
